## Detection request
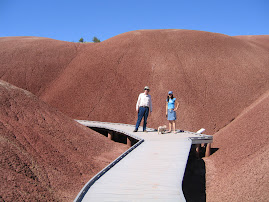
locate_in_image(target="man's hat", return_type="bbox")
[144,86,150,90]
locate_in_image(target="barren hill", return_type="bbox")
[1,30,269,134]
[0,30,269,201]
[0,80,128,201]
[205,90,269,201]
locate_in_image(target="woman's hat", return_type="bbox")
[168,91,173,94]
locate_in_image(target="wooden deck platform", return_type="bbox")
[74,121,213,202]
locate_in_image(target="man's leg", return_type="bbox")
[143,107,149,131]
[135,107,145,131]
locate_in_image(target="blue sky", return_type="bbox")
[0,0,268,42]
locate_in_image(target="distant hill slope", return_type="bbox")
[205,90,269,201]
[0,30,269,134]
[0,36,80,96]
[0,80,128,201]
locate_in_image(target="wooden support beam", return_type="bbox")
[108,131,113,140]
[205,143,211,157]
[127,136,132,147]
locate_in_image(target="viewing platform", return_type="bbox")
[75,121,213,202]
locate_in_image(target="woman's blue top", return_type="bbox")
[167,98,176,109]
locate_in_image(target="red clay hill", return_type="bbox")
[1,31,269,134]
[0,80,128,201]
[1,30,269,201]
[205,90,269,201]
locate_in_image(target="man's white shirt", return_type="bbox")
[136,93,152,112]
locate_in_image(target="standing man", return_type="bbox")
[134,86,152,132]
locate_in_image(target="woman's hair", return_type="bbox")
[167,95,174,102]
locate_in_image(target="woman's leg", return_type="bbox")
[168,121,172,132]
[172,121,176,133]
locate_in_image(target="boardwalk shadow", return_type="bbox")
[182,150,206,202]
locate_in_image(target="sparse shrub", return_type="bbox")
[79,37,84,43]
[92,36,101,43]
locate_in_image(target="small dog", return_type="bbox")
[158,125,167,134]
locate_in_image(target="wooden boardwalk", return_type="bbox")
[75,121,213,202]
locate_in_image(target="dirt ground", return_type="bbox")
[205,90,269,201]
[0,80,129,201]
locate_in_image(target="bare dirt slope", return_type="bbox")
[205,90,269,202]
[0,30,269,201]
[0,80,128,201]
[1,30,269,134]
[0,36,80,97]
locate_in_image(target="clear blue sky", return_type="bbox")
[1,0,268,42]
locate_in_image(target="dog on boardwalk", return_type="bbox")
[158,125,167,134]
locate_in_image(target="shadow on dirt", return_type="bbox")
[182,145,219,202]
[182,151,206,202]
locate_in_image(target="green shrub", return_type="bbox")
[92,36,101,43]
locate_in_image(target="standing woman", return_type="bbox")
[166,91,179,133]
